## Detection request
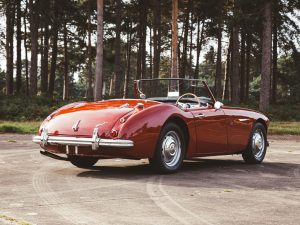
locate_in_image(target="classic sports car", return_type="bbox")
[33,78,269,173]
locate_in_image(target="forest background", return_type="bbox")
[0,0,299,134]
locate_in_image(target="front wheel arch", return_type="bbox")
[256,118,268,134]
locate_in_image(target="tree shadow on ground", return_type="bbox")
[76,158,300,190]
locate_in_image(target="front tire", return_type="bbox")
[242,123,267,164]
[68,155,98,168]
[149,122,186,173]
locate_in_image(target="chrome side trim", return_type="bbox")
[238,118,250,122]
[32,128,134,149]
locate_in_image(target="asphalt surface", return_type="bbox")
[0,134,299,225]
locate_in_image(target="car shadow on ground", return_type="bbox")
[76,158,300,190]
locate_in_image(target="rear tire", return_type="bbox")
[149,122,186,173]
[242,123,267,164]
[68,155,98,168]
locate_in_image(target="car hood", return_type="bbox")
[43,99,160,137]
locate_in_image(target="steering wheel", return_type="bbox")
[176,93,201,108]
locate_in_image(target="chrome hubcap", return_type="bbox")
[162,131,181,167]
[252,130,265,159]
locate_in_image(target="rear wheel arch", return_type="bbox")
[150,121,186,173]
[164,116,189,150]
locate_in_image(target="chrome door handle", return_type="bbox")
[195,113,205,119]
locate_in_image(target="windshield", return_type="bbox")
[136,78,214,103]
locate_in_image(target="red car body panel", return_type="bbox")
[223,106,269,153]
[37,98,269,160]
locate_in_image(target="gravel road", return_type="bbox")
[0,134,299,225]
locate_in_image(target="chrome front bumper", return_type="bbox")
[32,128,134,150]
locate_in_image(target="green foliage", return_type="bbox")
[268,104,300,121]
[0,95,74,121]
[229,102,300,122]
[277,52,300,102]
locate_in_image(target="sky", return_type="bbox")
[0,17,5,71]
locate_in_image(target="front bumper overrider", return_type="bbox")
[32,128,134,150]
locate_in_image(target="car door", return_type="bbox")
[188,105,228,155]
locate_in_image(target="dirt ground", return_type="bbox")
[0,134,299,225]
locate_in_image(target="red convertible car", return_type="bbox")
[33,78,269,173]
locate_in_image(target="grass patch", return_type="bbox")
[0,121,40,134]
[0,121,299,135]
[269,121,300,135]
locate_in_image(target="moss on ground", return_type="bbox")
[0,215,32,225]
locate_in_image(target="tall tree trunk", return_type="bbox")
[49,0,59,97]
[141,1,147,80]
[171,0,178,90]
[16,0,22,94]
[86,0,93,99]
[40,27,44,81]
[41,0,50,95]
[189,12,193,75]
[223,41,231,100]
[259,0,272,112]
[194,19,204,79]
[5,1,15,95]
[136,0,147,80]
[63,21,69,100]
[153,0,161,78]
[113,0,122,97]
[272,3,278,103]
[94,0,104,101]
[215,23,223,99]
[24,0,29,95]
[245,33,251,101]
[149,27,153,79]
[179,0,191,80]
[177,42,181,79]
[123,22,132,98]
[109,77,113,96]
[29,0,39,96]
[231,26,240,104]
[240,30,246,101]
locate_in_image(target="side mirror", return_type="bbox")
[214,101,223,110]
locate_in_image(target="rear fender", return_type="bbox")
[115,104,196,159]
